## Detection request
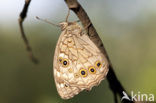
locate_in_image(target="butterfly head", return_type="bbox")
[59,22,69,30]
[59,22,80,32]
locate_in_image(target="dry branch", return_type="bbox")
[18,0,38,64]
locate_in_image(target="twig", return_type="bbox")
[18,0,38,64]
[113,91,118,103]
[64,0,134,102]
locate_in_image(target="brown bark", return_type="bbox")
[18,0,38,64]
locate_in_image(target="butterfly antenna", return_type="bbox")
[36,16,59,27]
[65,9,70,22]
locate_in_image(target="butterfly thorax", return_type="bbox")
[59,22,82,36]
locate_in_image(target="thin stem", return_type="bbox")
[18,0,38,64]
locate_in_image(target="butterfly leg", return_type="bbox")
[84,22,92,30]
[65,9,70,22]
[81,22,92,35]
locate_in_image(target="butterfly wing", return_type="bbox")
[53,24,109,99]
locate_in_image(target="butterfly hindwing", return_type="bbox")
[53,22,109,99]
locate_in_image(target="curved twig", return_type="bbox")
[18,0,38,64]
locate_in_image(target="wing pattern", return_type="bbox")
[53,22,109,99]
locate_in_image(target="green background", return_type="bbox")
[0,0,156,103]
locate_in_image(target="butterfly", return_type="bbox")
[37,10,109,99]
[52,10,109,99]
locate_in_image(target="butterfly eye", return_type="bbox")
[62,58,69,67]
[95,61,102,68]
[88,66,96,74]
[79,69,87,77]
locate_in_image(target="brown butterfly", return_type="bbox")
[37,10,109,99]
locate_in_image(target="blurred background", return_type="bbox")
[0,0,156,103]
